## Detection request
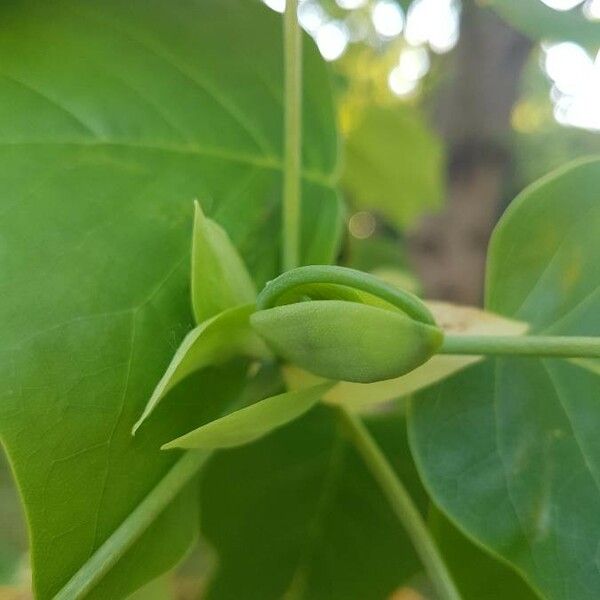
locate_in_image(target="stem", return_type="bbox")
[281,5,456,596]
[256,265,435,325]
[55,449,209,600]
[338,407,462,600]
[440,335,600,359]
[283,0,302,271]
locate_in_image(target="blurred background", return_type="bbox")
[1,0,599,597]
[263,0,600,307]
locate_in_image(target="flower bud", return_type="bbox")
[250,266,443,383]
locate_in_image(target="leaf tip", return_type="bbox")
[131,411,149,436]
[193,198,206,220]
[161,437,183,451]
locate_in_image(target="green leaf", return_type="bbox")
[0,1,341,597]
[429,508,538,600]
[342,104,444,229]
[133,304,268,434]
[490,0,600,48]
[252,300,443,383]
[163,383,333,450]
[200,406,426,600]
[191,200,256,324]
[409,158,600,600]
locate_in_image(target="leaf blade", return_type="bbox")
[163,383,333,450]
[201,407,425,600]
[409,158,600,600]
[191,200,256,324]
[132,304,267,434]
[0,1,341,597]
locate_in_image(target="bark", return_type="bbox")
[407,3,532,305]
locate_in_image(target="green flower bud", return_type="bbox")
[250,266,443,383]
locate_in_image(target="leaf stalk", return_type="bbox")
[55,366,282,600]
[440,335,600,359]
[337,407,462,600]
[283,0,302,271]
[54,450,209,600]
[43,2,503,599]
[280,6,459,598]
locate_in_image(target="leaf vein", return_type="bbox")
[71,5,276,157]
[90,314,137,552]
[0,72,99,137]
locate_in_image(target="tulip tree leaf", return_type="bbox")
[201,406,426,600]
[409,159,600,600]
[191,201,256,324]
[0,1,341,598]
[163,383,333,450]
[133,304,268,433]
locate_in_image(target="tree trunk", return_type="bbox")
[407,3,532,306]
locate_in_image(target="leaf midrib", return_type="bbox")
[0,140,335,187]
[541,361,600,496]
[491,357,600,600]
[512,201,598,328]
[70,1,277,158]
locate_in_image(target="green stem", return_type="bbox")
[281,5,456,596]
[55,449,210,600]
[338,407,462,600]
[256,264,435,325]
[283,0,302,271]
[440,335,600,359]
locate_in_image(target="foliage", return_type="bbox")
[342,104,444,229]
[1,1,600,600]
[410,159,600,600]
[0,0,340,597]
[191,201,256,324]
[200,407,425,600]
[429,508,538,600]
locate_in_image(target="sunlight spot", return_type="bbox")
[371,0,405,38]
[388,68,419,96]
[511,100,546,133]
[405,0,460,54]
[316,21,349,61]
[397,46,430,80]
[543,42,600,130]
[544,42,594,95]
[298,1,327,34]
[554,90,600,130]
[336,0,368,9]
[349,211,376,239]
[263,0,286,13]
[538,0,584,9]
[405,0,429,46]
[583,0,600,19]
